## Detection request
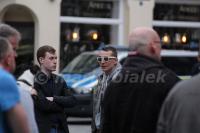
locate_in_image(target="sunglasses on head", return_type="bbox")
[97,56,116,62]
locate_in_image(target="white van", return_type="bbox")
[61,49,198,116]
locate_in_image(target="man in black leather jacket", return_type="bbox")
[102,27,180,133]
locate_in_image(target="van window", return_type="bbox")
[62,50,197,76]
[119,56,197,76]
[62,54,99,74]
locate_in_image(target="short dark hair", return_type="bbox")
[102,46,117,58]
[37,45,56,64]
[0,37,10,61]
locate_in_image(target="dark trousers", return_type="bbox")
[50,128,65,133]
[50,124,65,133]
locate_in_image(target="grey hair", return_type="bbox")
[0,24,21,40]
[128,27,158,52]
[129,36,149,51]
[0,37,11,61]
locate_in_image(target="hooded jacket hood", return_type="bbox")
[18,69,34,85]
[17,69,34,92]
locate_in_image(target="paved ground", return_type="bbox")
[68,117,91,133]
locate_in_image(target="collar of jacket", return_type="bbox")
[99,63,122,84]
[123,54,164,73]
[37,71,55,80]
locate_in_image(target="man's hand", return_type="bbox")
[46,97,54,101]
[30,88,37,96]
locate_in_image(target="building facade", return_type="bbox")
[0,0,199,71]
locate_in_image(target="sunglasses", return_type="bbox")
[97,56,116,62]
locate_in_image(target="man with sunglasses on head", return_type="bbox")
[92,46,122,133]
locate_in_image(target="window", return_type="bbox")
[154,4,200,22]
[61,0,119,18]
[60,0,124,70]
[154,27,200,50]
[60,23,111,68]
[62,53,99,74]
[153,2,200,50]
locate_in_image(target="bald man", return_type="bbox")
[102,27,180,133]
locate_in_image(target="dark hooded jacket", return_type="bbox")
[102,54,180,133]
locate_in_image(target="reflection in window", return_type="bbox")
[60,23,111,69]
[154,4,200,22]
[62,53,99,74]
[154,27,200,50]
[61,0,119,18]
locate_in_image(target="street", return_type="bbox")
[68,117,91,133]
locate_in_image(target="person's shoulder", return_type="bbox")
[0,68,16,83]
[52,73,63,79]
[167,75,200,100]
[52,73,66,83]
[157,65,180,81]
[180,74,200,91]
[0,70,18,95]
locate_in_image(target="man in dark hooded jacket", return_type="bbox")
[102,27,180,133]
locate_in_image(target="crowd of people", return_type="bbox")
[0,23,200,133]
[0,24,77,133]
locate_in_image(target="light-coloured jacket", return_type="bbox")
[92,63,122,133]
[157,74,200,133]
[17,70,34,92]
[17,69,39,133]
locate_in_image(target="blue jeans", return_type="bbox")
[50,128,65,133]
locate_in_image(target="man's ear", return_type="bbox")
[114,58,118,65]
[3,54,11,67]
[39,57,44,64]
[114,57,118,61]
[150,43,156,54]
